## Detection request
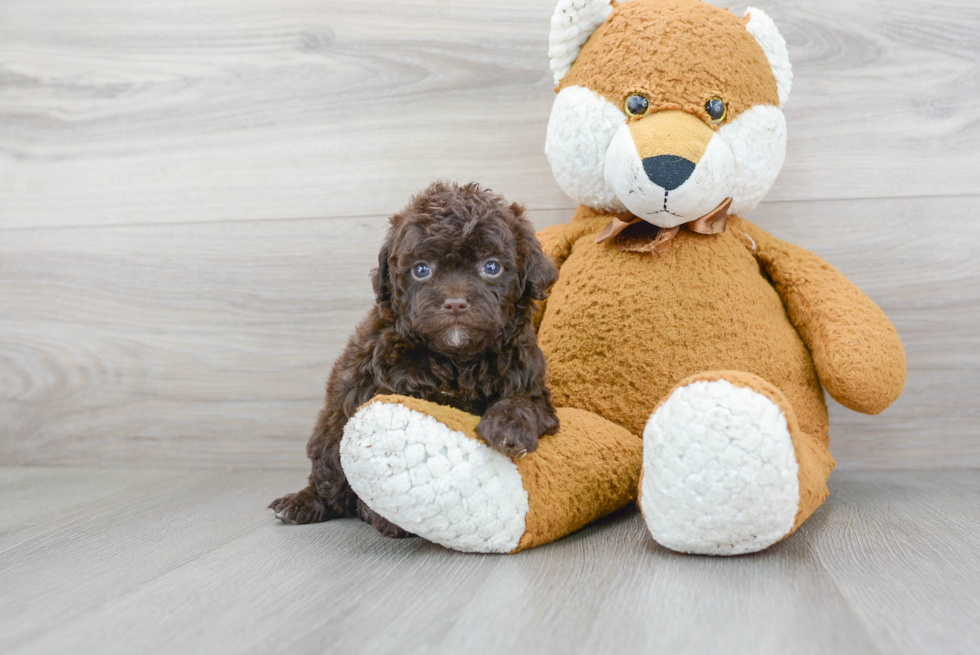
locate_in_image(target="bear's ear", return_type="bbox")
[744,7,793,107]
[549,0,616,85]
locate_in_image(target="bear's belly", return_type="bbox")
[537,227,827,438]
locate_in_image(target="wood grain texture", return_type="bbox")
[800,470,980,655]
[1,198,976,469]
[2,466,978,654]
[0,467,294,650]
[1,0,979,229]
[0,466,184,533]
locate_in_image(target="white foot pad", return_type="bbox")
[340,402,528,553]
[640,380,800,555]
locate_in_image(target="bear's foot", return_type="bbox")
[341,395,643,553]
[341,398,530,553]
[640,372,803,555]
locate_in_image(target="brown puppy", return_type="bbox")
[270,181,560,536]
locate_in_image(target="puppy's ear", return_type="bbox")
[371,229,394,308]
[512,202,559,301]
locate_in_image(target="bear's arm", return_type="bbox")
[736,217,906,415]
[533,215,608,332]
[537,219,593,266]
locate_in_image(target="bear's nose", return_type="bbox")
[443,298,469,316]
[642,155,696,191]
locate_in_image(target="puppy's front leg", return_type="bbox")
[271,344,374,524]
[269,407,355,524]
[476,397,545,459]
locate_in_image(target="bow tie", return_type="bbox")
[595,197,732,254]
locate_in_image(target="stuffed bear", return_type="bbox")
[339,0,906,555]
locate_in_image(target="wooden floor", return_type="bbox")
[1,466,977,654]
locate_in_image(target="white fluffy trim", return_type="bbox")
[640,380,800,555]
[545,85,627,212]
[549,0,615,84]
[604,126,735,227]
[744,7,793,107]
[717,104,787,215]
[340,402,529,554]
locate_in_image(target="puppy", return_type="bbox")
[269,181,560,536]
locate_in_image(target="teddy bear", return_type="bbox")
[338,0,906,555]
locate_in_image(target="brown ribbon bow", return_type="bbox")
[595,197,732,254]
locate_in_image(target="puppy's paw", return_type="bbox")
[477,399,540,459]
[269,487,326,524]
[357,501,413,539]
[539,409,561,436]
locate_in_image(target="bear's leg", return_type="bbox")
[341,395,642,553]
[639,371,835,555]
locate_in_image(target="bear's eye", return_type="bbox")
[412,262,432,279]
[482,261,502,277]
[705,97,728,123]
[625,94,650,117]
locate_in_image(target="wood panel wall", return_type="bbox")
[1,0,977,469]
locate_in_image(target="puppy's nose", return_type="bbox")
[443,298,469,316]
[642,155,696,191]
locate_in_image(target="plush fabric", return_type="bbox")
[738,221,908,415]
[537,210,833,442]
[603,110,737,224]
[514,406,641,550]
[545,85,629,212]
[661,370,836,534]
[344,395,641,553]
[546,1,791,221]
[549,0,616,84]
[639,372,803,555]
[559,0,779,122]
[341,397,530,553]
[744,7,793,106]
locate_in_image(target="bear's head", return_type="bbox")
[545,0,792,228]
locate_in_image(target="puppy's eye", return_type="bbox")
[625,94,650,117]
[705,97,728,123]
[482,261,502,277]
[412,263,432,280]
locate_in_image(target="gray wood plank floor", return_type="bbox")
[2,466,978,654]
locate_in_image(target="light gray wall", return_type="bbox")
[1,0,977,469]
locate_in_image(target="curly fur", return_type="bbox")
[269,181,560,536]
